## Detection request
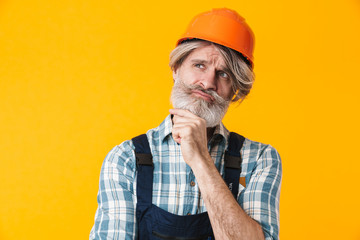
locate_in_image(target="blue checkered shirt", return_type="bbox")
[90,115,282,239]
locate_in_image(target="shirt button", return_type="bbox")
[190,181,195,187]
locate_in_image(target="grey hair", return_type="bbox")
[169,40,254,102]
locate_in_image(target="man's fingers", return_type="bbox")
[172,132,181,144]
[170,109,206,127]
[174,116,206,128]
[172,122,191,137]
[169,108,198,119]
[172,123,191,144]
[172,115,192,125]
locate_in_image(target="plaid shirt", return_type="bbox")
[90,115,282,239]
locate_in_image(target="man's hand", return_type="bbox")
[169,108,211,168]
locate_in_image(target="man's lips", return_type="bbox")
[191,89,215,102]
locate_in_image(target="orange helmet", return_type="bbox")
[177,8,255,67]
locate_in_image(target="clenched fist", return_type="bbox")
[170,108,213,169]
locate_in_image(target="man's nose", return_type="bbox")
[200,70,217,91]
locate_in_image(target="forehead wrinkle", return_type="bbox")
[190,56,227,71]
[186,44,227,66]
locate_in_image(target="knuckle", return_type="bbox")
[195,118,205,126]
[189,122,196,128]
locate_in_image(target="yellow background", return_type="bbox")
[1,0,359,239]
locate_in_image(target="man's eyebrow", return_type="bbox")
[190,59,208,64]
[190,59,229,72]
[222,66,231,73]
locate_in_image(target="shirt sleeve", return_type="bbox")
[89,141,138,240]
[239,144,282,240]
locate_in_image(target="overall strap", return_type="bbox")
[224,132,245,199]
[132,134,153,205]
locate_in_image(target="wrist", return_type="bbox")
[191,153,215,176]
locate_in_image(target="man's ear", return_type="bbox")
[172,68,179,82]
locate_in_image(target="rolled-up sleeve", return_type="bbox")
[90,141,138,240]
[240,144,282,240]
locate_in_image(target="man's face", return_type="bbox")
[173,44,234,101]
[171,44,233,127]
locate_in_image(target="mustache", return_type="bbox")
[175,79,229,104]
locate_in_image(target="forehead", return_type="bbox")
[185,44,226,66]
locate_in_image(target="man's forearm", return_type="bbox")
[192,155,265,240]
[170,108,265,239]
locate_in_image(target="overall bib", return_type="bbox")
[132,132,245,240]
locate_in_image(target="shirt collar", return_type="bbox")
[160,114,173,141]
[159,114,229,147]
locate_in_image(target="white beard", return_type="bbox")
[170,77,231,127]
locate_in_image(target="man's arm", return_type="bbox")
[90,143,137,240]
[192,154,265,239]
[170,108,281,239]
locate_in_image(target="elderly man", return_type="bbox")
[90,8,282,240]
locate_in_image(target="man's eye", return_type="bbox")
[218,71,229,78]
[194,64,204,69]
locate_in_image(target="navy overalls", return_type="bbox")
[132,132,245,240]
